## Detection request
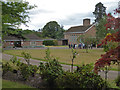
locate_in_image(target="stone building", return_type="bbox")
[64,18,96,44]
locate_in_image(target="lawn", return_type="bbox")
[3,48,119,70]
[2,79,34,88]
[4,48,105,65]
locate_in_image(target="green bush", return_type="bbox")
[19,63,38,80]
[56,64,108,89]
[2,62,13,75]
[39,59,64,87]
[115,76,120,87]
[10,56,21,66]
[43,40,58,46]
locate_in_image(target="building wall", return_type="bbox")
[85,25,96,37]
[64,25,96,45]
[36,41,43,46]
[64,33,83,44]
[3,41,14,48]
[22,41,30,46]
[22,41,43,46]
[58,40,62,45]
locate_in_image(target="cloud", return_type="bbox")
[20,0,119,31]
[59,12,95,26]
[29,8,54,15]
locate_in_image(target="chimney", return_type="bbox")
[83,19,90,26]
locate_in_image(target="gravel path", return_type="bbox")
[2,53,120,80]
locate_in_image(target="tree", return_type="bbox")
[94,10,120,74]
[1,1,36,37]
[42,21,64,39]
[96,16,107,41]
[77,35,95,53]
[93,2,106,22]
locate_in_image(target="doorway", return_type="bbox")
[14,41,21,47]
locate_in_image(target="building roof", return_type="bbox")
[66,25,92,33]
[3,33,44,41]
[24,33,43,41]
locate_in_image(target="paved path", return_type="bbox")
[2,53,120,80]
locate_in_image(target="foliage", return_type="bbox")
[93,2,106,22]
[20,64,38,80]
[103,41,118,52]
[43,40,58,46]
[42,21,64,39]
[71,48,78,72]
[56,65,107,89]
[38,59,64,87]
[44,48,51,60]
[1,1,36,37]
[21,52,31,66]
[115,76,120,87]
[76,63,93,73]
[94,10,120,74]
[10,56,21,66]
[96,16,108,41]
[2,62,12,74]
[77,35,96,53]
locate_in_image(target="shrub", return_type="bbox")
[21,52,31,66]
[56,64,108,89]
[115,76,120,87]
[38,59,64,87]
[2,62,12,75]
[76,63,93,73]
[19,63,38,80]
[10,56,21,66]
[43,40,58,46]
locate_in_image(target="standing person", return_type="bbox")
[75,44,77,49]
[73,44,75,49]
[69,44,71,48]
[71,44,73,48]
[79,43,81,49]
[91,43,93,49]
[83,43,85,49]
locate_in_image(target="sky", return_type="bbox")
[20,0,119,31]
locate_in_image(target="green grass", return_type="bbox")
[107,80,120,89]
[2,79,35,88]
[3,48,119,71]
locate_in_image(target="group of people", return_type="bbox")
[68,43,93,49]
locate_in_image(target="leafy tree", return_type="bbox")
[77,35,95,53]
[93,2,106,22]
[1,1,36,37]
[94,9,120,75]
[96,16,107,41]
[42,21,64,39]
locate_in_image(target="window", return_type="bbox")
[30,41,36,45]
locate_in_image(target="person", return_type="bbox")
[73,44,75,49]
[83,43,85,49]
[71,44,73,48]
[69,44,71,48]
[78,43,81,49]
[91,43,93,49]
[75,44,77,49]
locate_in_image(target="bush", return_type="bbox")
[38,59,63,87]
[19,63,38,80]
[43,40,58,46]
[56,64,108,89]
[115,76,120,87]
[2,62,13,75]
[10,56,21,66]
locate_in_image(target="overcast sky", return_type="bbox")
[20,0,119,30]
